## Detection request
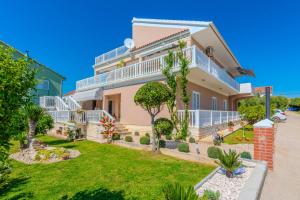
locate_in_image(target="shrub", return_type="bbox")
[140,136,150,145]
[201,190,220,200]
[189,137,195,143]
[112,134,121,140]
[0,151,11,188]
[134,131,139,136]
[145,133,150,137]
[165,134,172,140]
[125,136,133,142]
[35,113,54,135]
[215,149,242,178]
[227,121,234,127]
[159,140,166,148]
[207,146,222,159]
[240,151,252,159]
[177,143,190,153]
[162,183,199,200]
[154,118,173,137]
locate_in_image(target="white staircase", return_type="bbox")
[63,96,81,110]
[40,96,69,111]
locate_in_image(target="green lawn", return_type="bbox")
[223,125,254,145]
[2,136,214,200]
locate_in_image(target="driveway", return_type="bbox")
[261,112,300,200]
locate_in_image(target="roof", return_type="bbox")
[255,86,273,94]
[64,90,76,96]
[0,40,65,80]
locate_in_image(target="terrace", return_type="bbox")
[76,45,241,93]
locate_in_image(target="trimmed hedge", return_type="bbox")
[240,151,252,159]
[112,134,120,140]
[207,146,222,159]
[145,133,150,138]
[189,137,195,143]
[125,136,133,142]
[177,143,190,153]
[140,136,150,145]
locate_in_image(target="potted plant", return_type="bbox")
[227,121,234,132]
[215,149,242,178]
[117,59,125,68]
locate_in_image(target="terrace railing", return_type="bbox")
[40,96,69,111]
[177,109,240,128]
[77,45,240,92]
[47,110,114,123]
[95,46,129,65]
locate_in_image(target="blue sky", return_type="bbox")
[1,0,299,97]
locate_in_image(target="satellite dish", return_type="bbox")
[124,38,135,49]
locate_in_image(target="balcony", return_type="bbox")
[77,45,240,92]
[95,46,129,66]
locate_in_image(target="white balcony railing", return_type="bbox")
[95,46,129,65]
[77,46,240,92]
[177,110,240,128]
[40,96,69,111]
[47,110,114,123]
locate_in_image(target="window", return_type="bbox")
[223,100,228,111]
[36,79,49,90]
[212,97,217,110]
[192,91,200,110]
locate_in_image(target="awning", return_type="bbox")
[73,88,103,102]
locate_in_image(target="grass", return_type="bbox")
[223,125,254,145]
[2,136,215,200]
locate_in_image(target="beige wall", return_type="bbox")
[176,81,230,111]
[103,83,170,126]
[133,25,185,48]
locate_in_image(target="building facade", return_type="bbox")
[41,18,254,137]
[0,40,65,104]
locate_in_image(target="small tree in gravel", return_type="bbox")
[134,82,171,152]
[24,104,44,149]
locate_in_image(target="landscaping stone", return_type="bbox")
[10,147,80,164]
[195,160,266,200]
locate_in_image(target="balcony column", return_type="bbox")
[195,110,200,128]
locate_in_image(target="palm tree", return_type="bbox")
[24,104,44,149]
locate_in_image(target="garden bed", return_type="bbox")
[195,160,267,200]
[224,125,254,144]
[9,139,80,164]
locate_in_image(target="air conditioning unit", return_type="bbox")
[205,46,214,58]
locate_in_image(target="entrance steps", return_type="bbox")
[114,123,132,136]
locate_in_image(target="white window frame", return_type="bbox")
[192,91,200,110]
[212,97,217,110]
[223,100,228,111]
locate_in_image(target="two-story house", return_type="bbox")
[41,18,254,138]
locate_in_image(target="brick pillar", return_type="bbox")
[253,119,275,170]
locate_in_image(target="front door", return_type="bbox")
[108,100,113,115]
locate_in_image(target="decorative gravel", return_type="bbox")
[10,147,80,164]
[196,161,256,200]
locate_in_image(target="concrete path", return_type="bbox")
[261,112,300,200]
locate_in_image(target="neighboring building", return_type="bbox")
[254,86,273,97]
[0,40,65,104]
[41,18,254,138]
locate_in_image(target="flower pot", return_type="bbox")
[228,127,233,132]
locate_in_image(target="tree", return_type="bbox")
[271,96,289,110]
[0,45,36,156]
[154,118,174,144]
[162,51,180,133]
[162,40,190,140]
[134,82,171,152]
[24,104,44,149]
[177,41,190,139]
[289,97,300,108]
